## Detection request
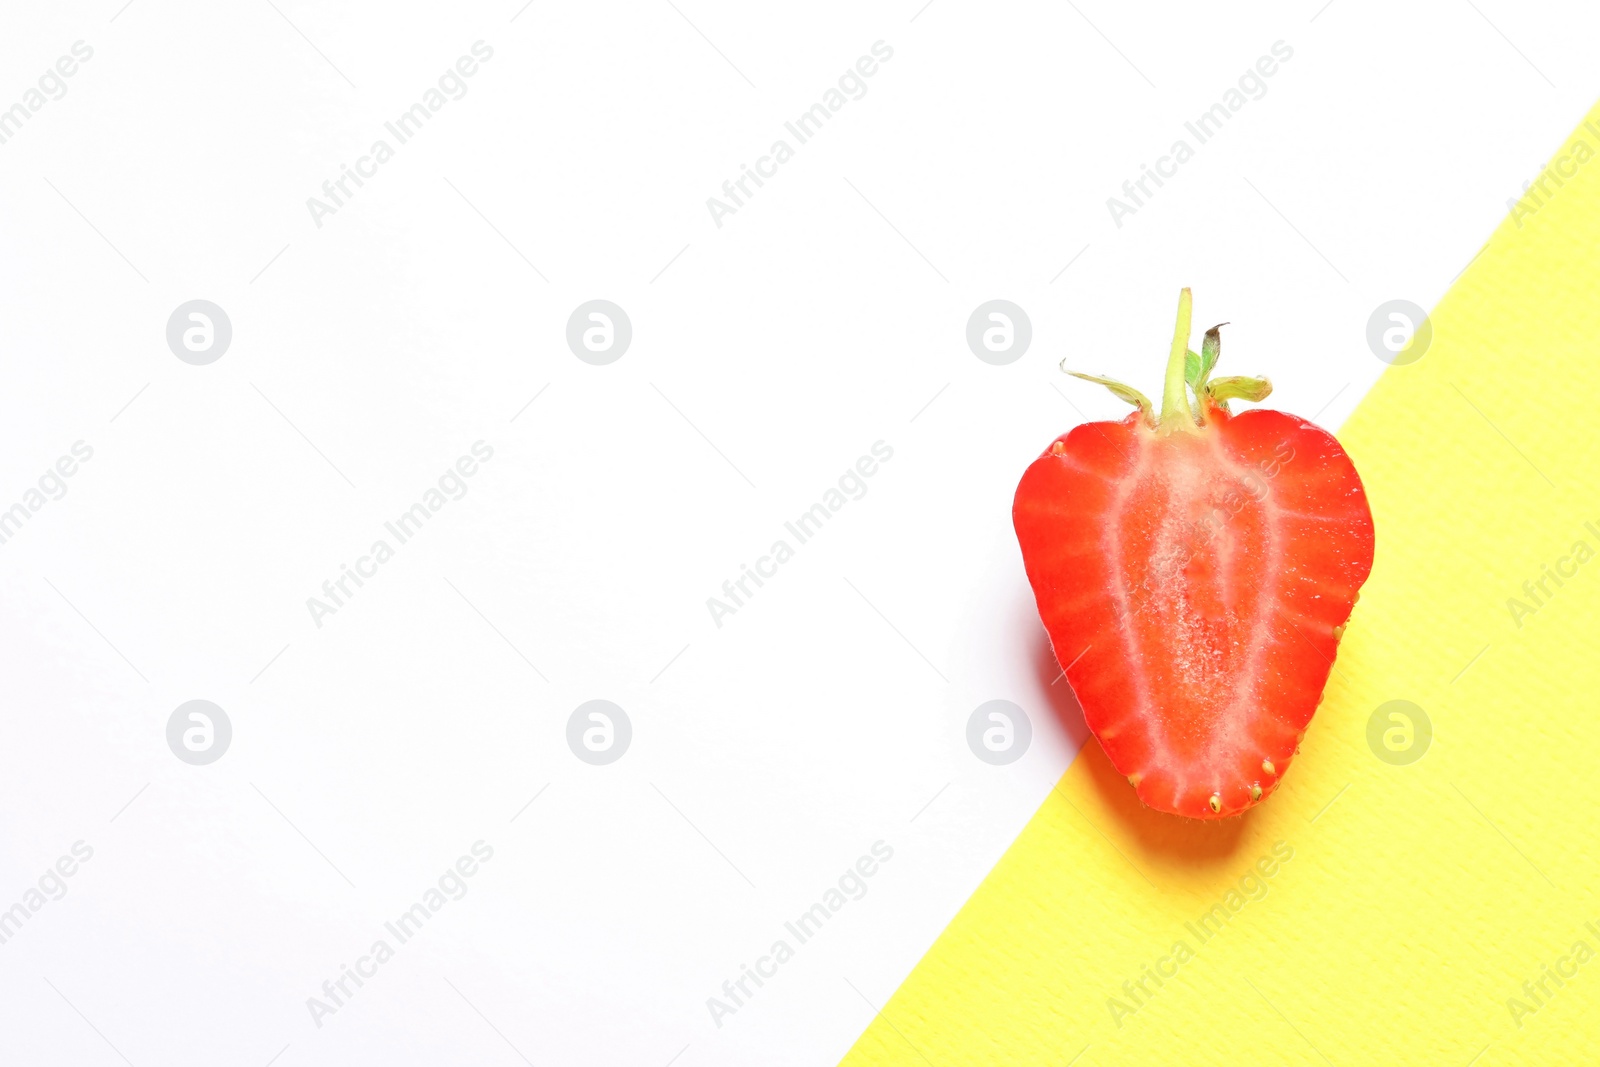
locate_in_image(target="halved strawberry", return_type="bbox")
[1013,290,1374,819]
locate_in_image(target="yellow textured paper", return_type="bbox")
[841,103,1600,1066]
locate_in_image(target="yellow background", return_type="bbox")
[841,103,1600,1066]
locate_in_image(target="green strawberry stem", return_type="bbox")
[1058,289,1271,427]
[1160,288,1200,434]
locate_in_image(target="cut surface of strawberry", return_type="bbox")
[1013,290,1374,819]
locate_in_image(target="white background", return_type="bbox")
[0,1,1593,1064]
